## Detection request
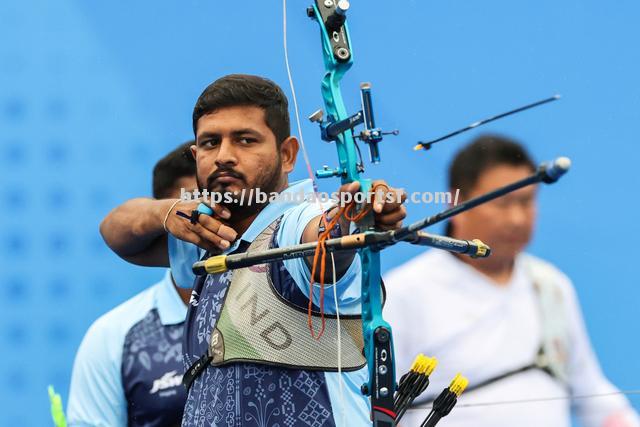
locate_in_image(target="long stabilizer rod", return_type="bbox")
[392,157,571,241]
[192,230,489,275]
[192,157,570,276]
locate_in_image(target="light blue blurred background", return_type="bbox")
[1,0,638,425]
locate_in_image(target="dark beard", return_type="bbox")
[197,156,283,222]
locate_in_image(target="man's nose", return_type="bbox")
[506,203,529,227]
[215,139,238,166]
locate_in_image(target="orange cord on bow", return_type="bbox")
[307,183,390,339]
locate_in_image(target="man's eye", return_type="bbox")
[200,139,219,147]
[519,197,535,208]
[493,198,510,208]
[238,137,256,144]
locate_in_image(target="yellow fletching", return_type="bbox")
[449,373,469,397]
[413,144,424,151]
[204,256,228,274]
[417,354,430,374]
[423,356,438,376]
[410,353,425,372]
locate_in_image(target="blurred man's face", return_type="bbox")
[451,164,537,263]
[168,176,198,199]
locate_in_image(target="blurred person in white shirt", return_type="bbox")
[384,134,639,427]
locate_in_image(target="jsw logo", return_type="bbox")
[149,370,183,394]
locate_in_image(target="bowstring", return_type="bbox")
[282,1,346,419]
[282,0,318,194]
[408,389,640,410]
[331,253,346,426]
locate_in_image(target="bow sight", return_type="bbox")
[307,1,399,181]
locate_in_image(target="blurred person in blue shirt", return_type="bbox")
[67,142,198,427]
[99,74,407,426]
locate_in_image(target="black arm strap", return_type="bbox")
[182,353,213,391]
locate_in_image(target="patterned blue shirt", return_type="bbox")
[169,179,370,427]
[67,270,188,427]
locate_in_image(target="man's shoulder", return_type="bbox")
[519,253,571,280]
[279,198,325,223]
[85,283,160,345]
[519,252,575,293]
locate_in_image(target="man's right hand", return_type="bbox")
[164,200,237,253]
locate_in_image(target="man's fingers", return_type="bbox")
[165,200,237,252]
[338,181,361,197]
[398,189,408,203]
[373,184,404,214]
[334,181,406,231]
[376,206,407,226]
[198,215,237,242]
[179,224,232,253]
[191,234,224,254]
[380,198,402,213]
[191,223,233,250]
[174,199,230,220]
[377,220,404,231]
[171,213,237,251]
[203,202,231,220]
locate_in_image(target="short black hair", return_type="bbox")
[192,74,290,145]
[152,141,196,199]
[446,134,536,235]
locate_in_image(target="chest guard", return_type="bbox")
[208,217,366,371]
[526,256,571,385]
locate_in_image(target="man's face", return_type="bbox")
[451,164,537,263]
[191,105,297,218]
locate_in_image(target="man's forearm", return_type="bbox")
[303,209,356,282]
[100,198,175,262]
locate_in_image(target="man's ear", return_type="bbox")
[280,136,299,173]
[190,143,197,161]
[448,188,463,235]
[450,212,462,232]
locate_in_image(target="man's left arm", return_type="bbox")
[564,280,640,427]
[300,180,406,283]
[279,180,405,314]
